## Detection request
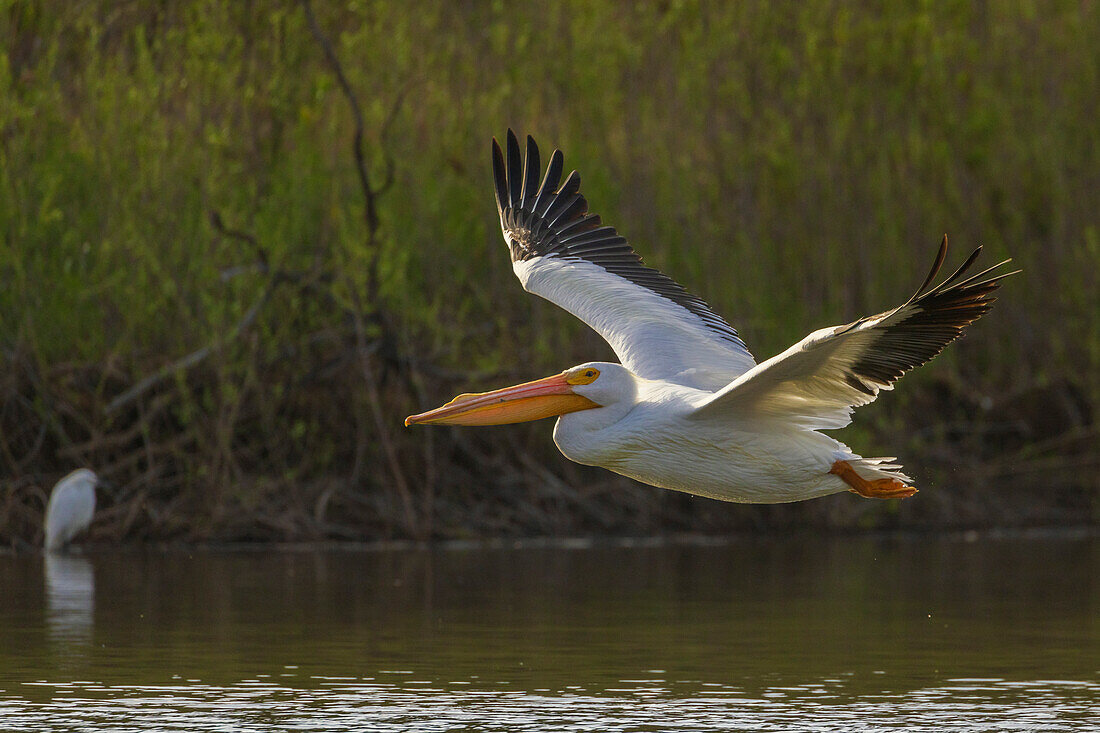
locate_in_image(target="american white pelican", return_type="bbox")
[44,469,99,552]
[405,131,1015,503]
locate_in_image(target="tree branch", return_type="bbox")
[210,210,269,271]
[301,0,378,241]
[105,282,275,415]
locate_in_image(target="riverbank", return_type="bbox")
[2,2,1097,546]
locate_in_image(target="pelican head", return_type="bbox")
[404,362,633,427]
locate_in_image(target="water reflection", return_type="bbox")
[44,554,94,648]
[0,534,1096,731]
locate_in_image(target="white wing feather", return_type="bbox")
[494,131,755,388]
[691,240,1015,428]
[514,256,754,389]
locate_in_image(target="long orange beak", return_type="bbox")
[404,372,599,427]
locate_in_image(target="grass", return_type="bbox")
[1,1,1097,545]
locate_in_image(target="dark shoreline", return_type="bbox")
[7,524,1096,557]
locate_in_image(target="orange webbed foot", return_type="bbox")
[829,460,918,499]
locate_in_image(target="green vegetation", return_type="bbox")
[1,1,1096,544]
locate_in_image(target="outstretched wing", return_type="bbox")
[690,237,1016,428]
[493,130,755,389]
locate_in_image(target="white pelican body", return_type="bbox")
[549,365,870,503]
[406,131,1015,503]
[44,468,98,552]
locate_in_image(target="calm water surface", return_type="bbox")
[0,534,1096,731]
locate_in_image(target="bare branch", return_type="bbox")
[105,284,275,415]
[376,78,418,195]
[301,0,378,239]
[210,210,269,270]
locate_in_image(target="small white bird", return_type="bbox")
[44,469,99,553]
[405,131,1015,504]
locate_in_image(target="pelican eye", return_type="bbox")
[567,368,600,386]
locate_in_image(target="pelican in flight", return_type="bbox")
[405,131,1015,503]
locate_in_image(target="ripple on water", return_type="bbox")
[0,677,1096,732]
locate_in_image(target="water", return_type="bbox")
[0,534,1096,731]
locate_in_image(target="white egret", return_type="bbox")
[44,468,99,553]
[405,131,1015,503]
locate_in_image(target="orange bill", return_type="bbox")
[405,372,599,427]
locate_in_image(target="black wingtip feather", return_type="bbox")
[491,138,507,214]
[913,234,949,298]
[849,241,1017,388]
[520,135,540,209]
[932,245,984,295]
[505,130,522,206]
[532,149,564,214]
[491,131,749,351]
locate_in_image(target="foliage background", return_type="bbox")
[1,0,1096,546]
